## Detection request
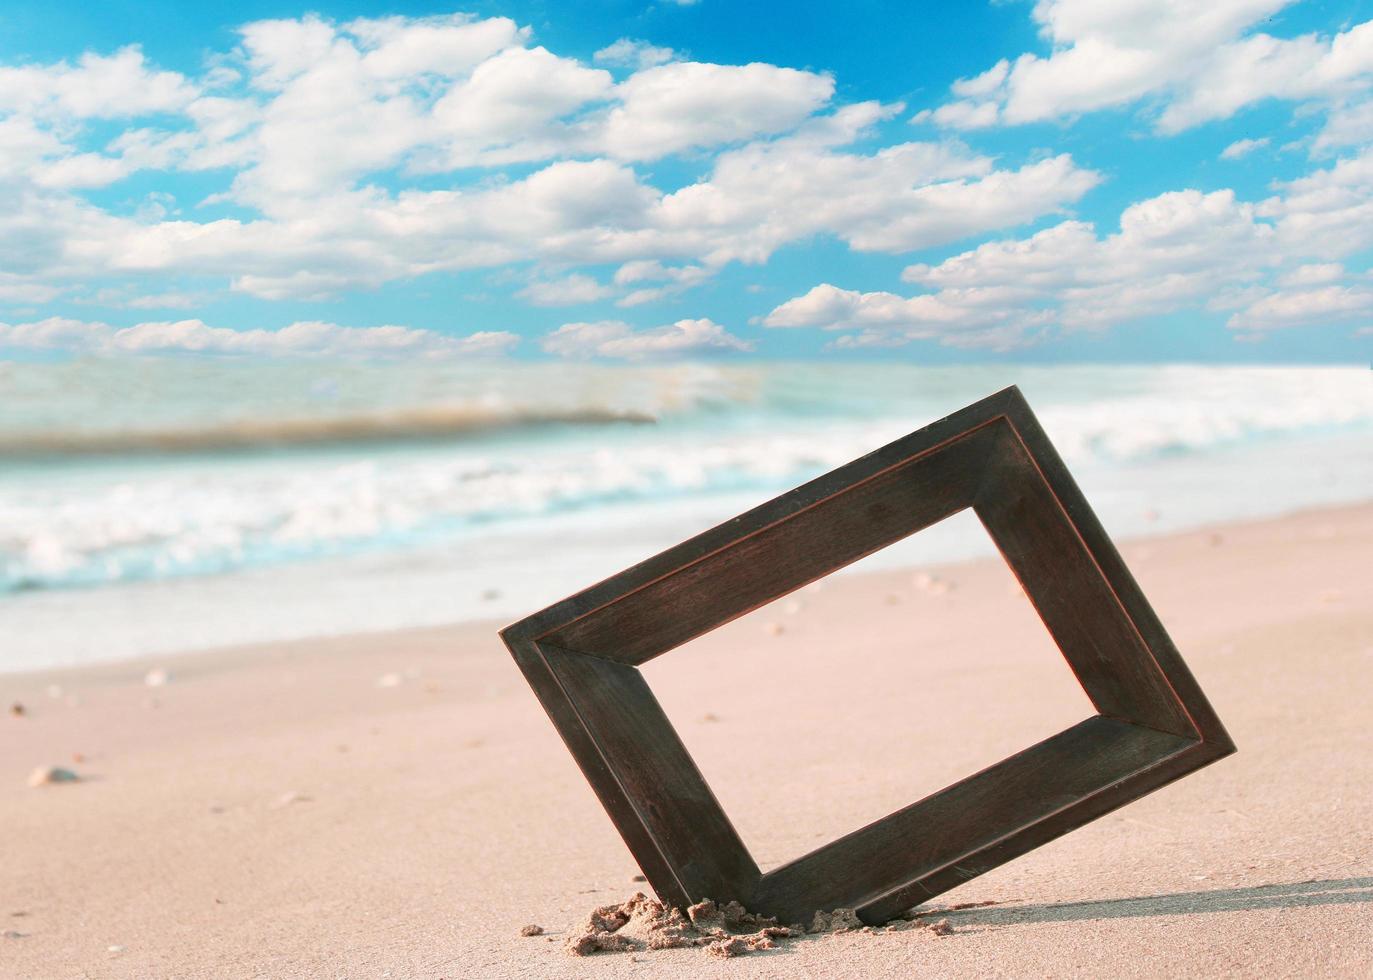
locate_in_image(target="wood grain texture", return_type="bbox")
[994,397,1236,750]
[753,717,1194,924]
[541,643,760,904]
[499,384,1236,924]
[503,634,696,910]
[974,423,1194,737]
[857,733,1234,924]
[545,424,992,665]
[499,388,1026,647]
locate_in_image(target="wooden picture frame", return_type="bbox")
[500,385,1235,925]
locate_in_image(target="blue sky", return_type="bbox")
[0,0,1370,362]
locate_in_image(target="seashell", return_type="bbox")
[28,766,79,787]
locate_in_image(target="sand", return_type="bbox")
[2,502,1371,978]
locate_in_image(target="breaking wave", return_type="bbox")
[1,361,1369,595]
[0,405,656,457]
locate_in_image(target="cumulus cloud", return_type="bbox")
[1279,263,1343,287]
[426,45,615,171]
[0,48,202,191]
[612,261,713,307]
[218,16,838,203]
[1258,145,1373,257]
[0,62,1099,304]
[594,38,678,70]
[1314,95,1373,153]
[0,278,61,303]
[517,273,616,306]
[541,318,752,358]
[593,62,833,160]
[902,189,1276,328]
[1157,19,1373,133]
[923,2,1373,138]
[0,13,843,219]
[765,147,1373,348]
[762,283,1045,350]
[511,261,716,309]
[647,103,1099,264]
[0,317,110,351]
[1227,284,1373,332]
[0,317,517,358]
[1221,137,1270,159]
[0,11,1129,323]
[0,46,196,120]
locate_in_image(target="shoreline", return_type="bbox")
[6,399,1373,672]
[4,496,1369,683]
[3,499,1371,978]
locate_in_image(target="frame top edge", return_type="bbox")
[499,386,1027,642]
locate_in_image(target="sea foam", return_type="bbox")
[1,361,1370,598]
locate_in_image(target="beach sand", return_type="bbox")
[3,502,1371,978]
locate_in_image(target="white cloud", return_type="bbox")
[1314,95,1373,153]
[1259,145,1373,257]
[765,148,1373,348]
[594,39,678,70]
[31,152,132,190]
[347,13,527,78]
[74,287,209,310]
[541,317,752,358]
[593,62,833,161]
[0,46,196,120]
[762,283,1045,349]
[428,45,614,171]
[225,16,532,208]
[0,317,517,358]
[0,316,111,350]
[648,104,1099,264]
[0,48,204,191]
[951,59,1010,99]
[1221,137,1270,159]
[927,98,1001,129]
[504,261,717,309]
[0,96,1098,303]
[517,273,616,306]
[1158,17,1373,132]
[0,280,61,303]
[1157,19,1373,133]
[122,292,204,310]
[923,2,1373,138]
[0,14,1100,313]
[1228,284,1373,331]
[612,261,713,307]
[0,116,64,180]
[906,187,1272,305]
[215,17,836,205]
[1279,262,1343,287]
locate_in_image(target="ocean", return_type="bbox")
[2,360,1370,672]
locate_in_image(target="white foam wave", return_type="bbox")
[1,363,1369,594]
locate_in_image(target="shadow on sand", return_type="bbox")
[933,876,1373,927]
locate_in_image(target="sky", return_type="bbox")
[0,0,1370,364]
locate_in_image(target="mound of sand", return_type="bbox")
[561,893,959,958]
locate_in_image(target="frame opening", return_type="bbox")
[642,507,1095,872]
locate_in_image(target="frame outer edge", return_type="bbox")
[996,387,1236,754]
[499,633,694,909]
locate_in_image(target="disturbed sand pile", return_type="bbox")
[556,892,968,958]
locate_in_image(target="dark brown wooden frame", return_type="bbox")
[500,386,1235,925]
